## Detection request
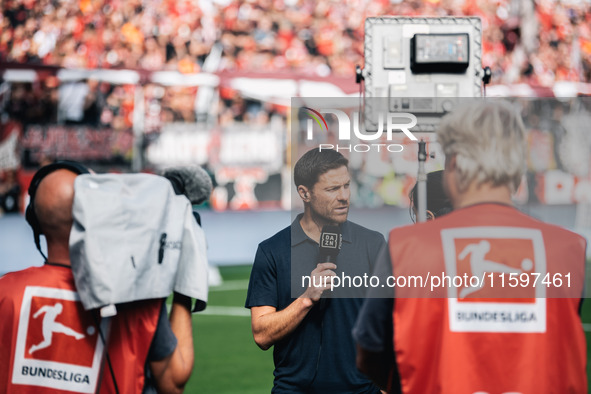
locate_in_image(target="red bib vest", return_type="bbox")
[0,264,162,394]
[389,204,587,394]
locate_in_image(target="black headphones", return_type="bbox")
[26,160,90,260]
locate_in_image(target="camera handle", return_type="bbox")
[416,139,428,223]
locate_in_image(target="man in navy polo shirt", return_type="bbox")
[245,149,385,393]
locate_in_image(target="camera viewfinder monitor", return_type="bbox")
[411,33,470,74]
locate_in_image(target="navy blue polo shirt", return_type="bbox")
[245,215,385,393]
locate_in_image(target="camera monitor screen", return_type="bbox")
[411,33,469,74]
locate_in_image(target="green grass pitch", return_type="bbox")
[186,265,272,393]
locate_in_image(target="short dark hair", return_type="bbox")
[409,170,452,221]
[294,149,348,188]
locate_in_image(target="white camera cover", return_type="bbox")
[70,173,208,312]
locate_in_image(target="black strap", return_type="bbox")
[93,314,119,394]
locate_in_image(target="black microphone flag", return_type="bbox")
[319,225,342,263]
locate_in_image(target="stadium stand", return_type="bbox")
[1,0,590,83]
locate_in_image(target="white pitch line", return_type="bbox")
[583,324,591,332]
[198,306,250,317]
[166,304,249,317]
[209,280,250,292]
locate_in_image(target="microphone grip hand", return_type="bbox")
[302,262,337,303]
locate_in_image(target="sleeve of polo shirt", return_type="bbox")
[352,243,394,353]
[245,243,278,309]
[147,301,178,361]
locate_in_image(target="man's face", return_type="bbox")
[308,166,350,225]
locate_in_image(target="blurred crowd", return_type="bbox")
[1,0,590,85]
[1,0,591,137]
[3,76,135,129]
[0,168,20,214]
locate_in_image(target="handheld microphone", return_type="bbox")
[318,225,342,310]
[162,166,213,205]
[319,225,342,264]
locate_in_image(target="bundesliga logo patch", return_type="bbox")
[12,286,104,393]
[441,227,547,333]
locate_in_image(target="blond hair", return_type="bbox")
[436,100,526,194]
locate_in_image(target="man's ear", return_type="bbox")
[297,185,310,202]
[443,154,457,202]
[426,210,435,221]
[445,154,457,171]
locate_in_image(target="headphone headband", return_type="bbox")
[28,161,90,198]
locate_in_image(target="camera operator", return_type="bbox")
[353,101,586,393]
[0,162,194,394]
